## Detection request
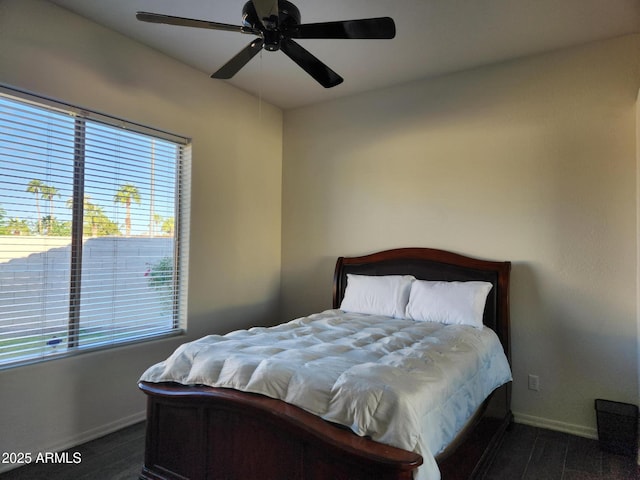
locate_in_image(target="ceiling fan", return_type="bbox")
[136,0,396,88]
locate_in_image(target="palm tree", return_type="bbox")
[40,184,60,220]
[152,213,163,238]
[67,195,103,237]
[0,205,6,235]
[26,179,44,234]
[84,200,104,238]
[113,184,141,236]
[161,217,175,237]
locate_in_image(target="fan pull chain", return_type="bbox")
[258,49,263,121]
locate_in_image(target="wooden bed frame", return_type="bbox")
[139,248,512,480]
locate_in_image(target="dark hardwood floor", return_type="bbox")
[0,423,144,480]
[483,423,638,480]
[1,421,637,479]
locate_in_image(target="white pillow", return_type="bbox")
[340,274,415,318]
[405,280,493,328]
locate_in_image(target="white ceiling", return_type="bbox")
[47,0,640,110]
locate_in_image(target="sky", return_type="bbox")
[0,94,181,236]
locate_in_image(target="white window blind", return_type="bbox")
[0,87,190,368]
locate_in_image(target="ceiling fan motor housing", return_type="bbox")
[242,0,301,50]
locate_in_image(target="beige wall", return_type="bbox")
[282,35,640,436]
[0,0,282,462]
[637,84,640,434]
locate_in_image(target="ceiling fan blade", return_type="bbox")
[251,0,279,28]
[284,17,395,39]
[136,11,259,35]
[211,38,265,79]
[280,38,343,88]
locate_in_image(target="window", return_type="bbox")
[0,86,190,368]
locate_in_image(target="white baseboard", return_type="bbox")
[513,411,598,439]
[0,410,146,474]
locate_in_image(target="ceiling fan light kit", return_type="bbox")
[136,0,396,88]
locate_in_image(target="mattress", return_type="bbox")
[140,309,512,480]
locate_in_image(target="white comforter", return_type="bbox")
[140,309,512,480]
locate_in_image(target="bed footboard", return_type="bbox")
[139,381,511,480]
[139,381,423,480]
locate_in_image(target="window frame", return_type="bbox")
[0,84,191,369]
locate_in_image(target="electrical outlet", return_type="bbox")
[528,374,540,391]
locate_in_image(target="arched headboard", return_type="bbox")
[333,248,511,361]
